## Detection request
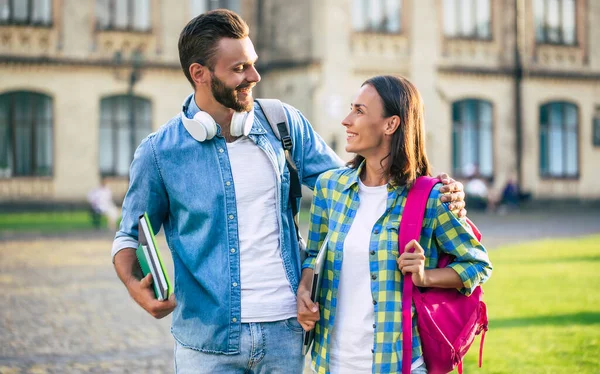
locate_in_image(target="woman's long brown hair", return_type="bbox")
[347,75,432,187]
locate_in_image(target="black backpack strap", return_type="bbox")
[257,99,294,151]
[255,99,293,150]
[255,99,306,255]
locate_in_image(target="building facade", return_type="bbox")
[252,0,600,200]
[1,0,599,204]
[0,0,244,203]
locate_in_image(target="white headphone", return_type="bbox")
[180,107,255,142]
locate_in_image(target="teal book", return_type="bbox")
[135,212,173,301]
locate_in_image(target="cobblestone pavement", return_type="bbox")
[0,208,598,373]
[0,236,174,374]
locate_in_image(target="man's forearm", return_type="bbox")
[114,248,142,288]
[113,247,177,318]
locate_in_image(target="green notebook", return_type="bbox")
[135,212,173,301]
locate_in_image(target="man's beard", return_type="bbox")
[210,72,253,112]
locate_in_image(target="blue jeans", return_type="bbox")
[174,318,305,374]
[412,362,428,373]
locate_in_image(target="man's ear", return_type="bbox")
[189,63,210,86]
[385,115,401,135]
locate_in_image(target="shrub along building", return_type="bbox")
[1,0,599,206]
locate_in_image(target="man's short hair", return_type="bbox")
[178,9,250,87]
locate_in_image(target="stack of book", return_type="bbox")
[136,212,173,301]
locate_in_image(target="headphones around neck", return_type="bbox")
[180,108,255,142]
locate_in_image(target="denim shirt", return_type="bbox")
[112,94,343,354]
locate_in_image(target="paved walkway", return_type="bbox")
[463,207,600,249]
[0,208,598,373]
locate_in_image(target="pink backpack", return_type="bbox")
[400,176,488,374]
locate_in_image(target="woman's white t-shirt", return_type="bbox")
[329,179,423,373]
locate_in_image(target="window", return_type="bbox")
[0,91,53,178]
[452,99,493,178]
[443,0,491,39]
[99,95,152,177]
[592,106,600,147]
[96,0,151,32]
[535,0,576,45]
[0,0,52,26]
[352,0,402,33]
[539,102,578,178]
[190,0,241,17]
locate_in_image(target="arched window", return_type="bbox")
[99,95,152,177]
[452,99,493,179]
[0,91,53,178]
[539,102,578,177]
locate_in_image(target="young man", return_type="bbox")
[112,10,467,374]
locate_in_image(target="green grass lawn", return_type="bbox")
[461,235,600,373]
[0,210,105,232]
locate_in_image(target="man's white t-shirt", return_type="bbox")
[329,179,423,373]
[227,136,297,322]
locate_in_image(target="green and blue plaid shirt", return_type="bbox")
[302,165,492,374]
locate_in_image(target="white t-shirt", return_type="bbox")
[87,186,116,213]
[227,137,297,322]
[330,180,423,373]
[465,178,488,198]
[329,180,387,373]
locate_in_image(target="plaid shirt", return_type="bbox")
[302,164,492,374]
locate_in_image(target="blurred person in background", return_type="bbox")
[87,177,120,231]
[111,10,468,374]
[497,174,531,214]
[297,75,492,374]
[464,164,494,212]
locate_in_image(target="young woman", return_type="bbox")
[297,75,492,374]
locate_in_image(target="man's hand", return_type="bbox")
[114,249,176,319]
[297,269,320,331]
[127,273,177,319]
[436,173,467,218]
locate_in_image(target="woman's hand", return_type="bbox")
[297,270,320,331]
[397,239,427,287]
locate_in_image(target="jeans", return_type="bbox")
[174,318,305,374]
[412,362,428,373]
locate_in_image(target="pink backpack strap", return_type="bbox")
[399,176,440,374]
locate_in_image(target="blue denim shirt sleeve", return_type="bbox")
[282,104,344,190]
[111,135,169,260]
